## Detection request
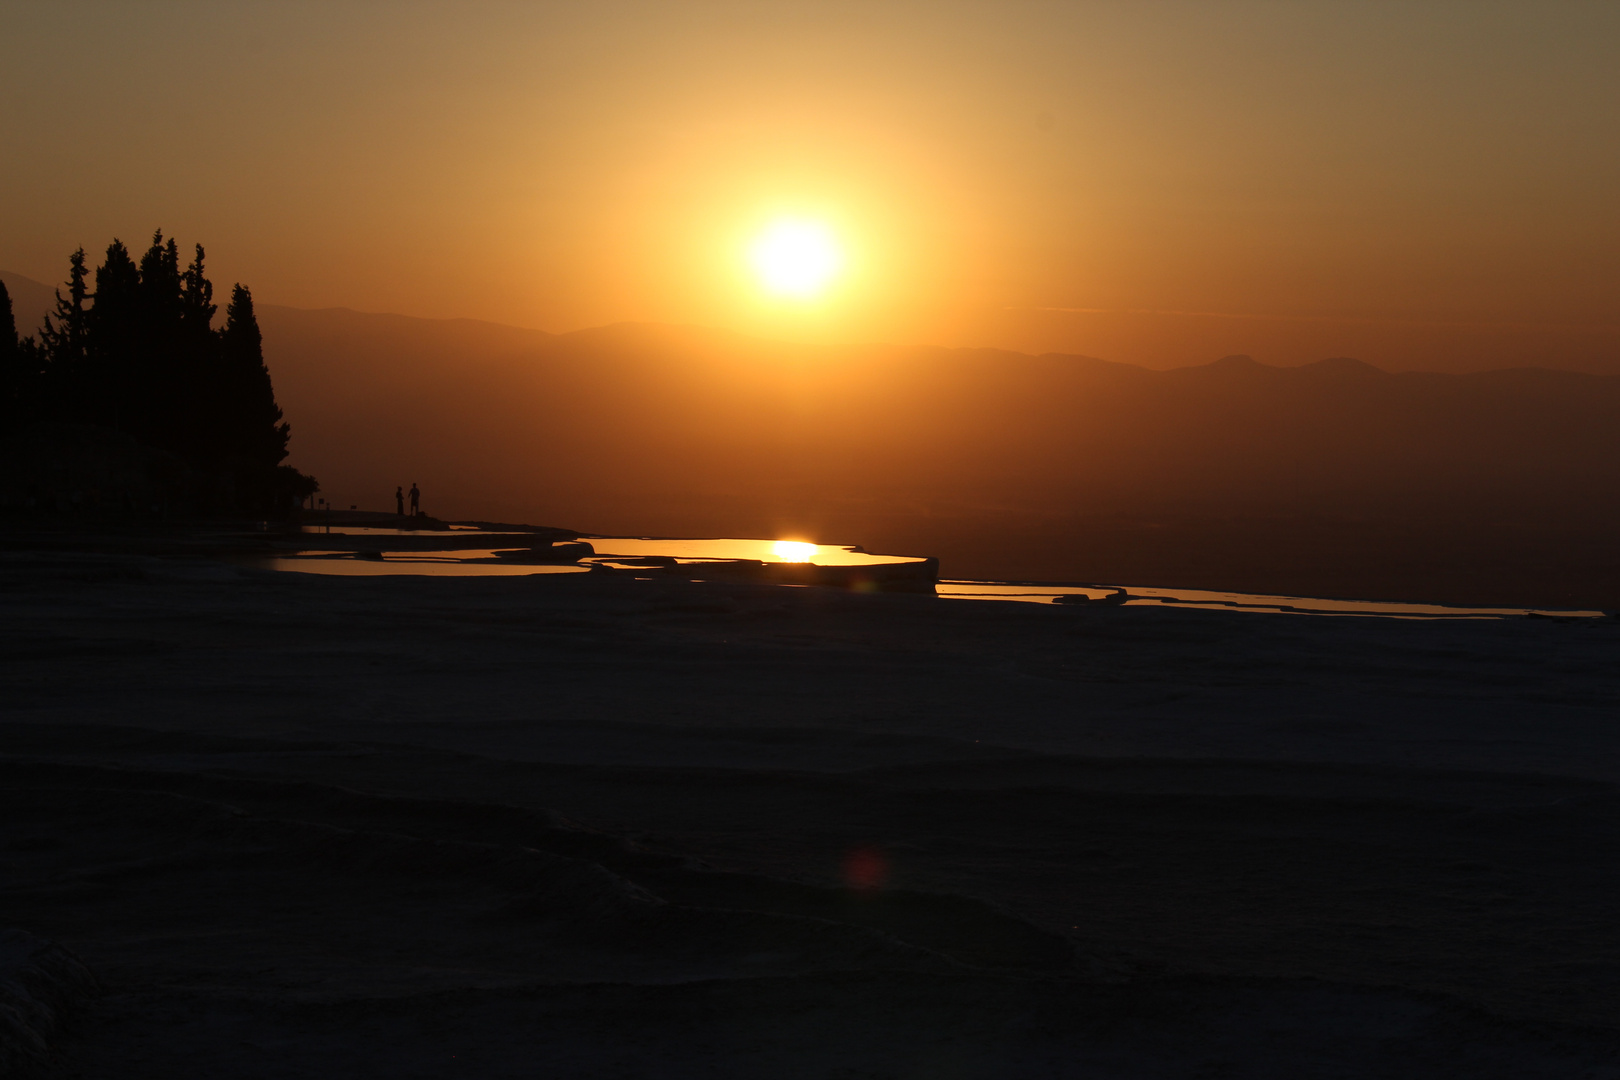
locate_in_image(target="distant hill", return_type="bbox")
[260,306,1620,607]
[0,271,56,338]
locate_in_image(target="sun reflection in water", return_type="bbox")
[772,540,817,563]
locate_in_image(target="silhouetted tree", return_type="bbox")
[137,233,182,323]
[0,280,44,432]
[10,233,314,515]
[137,232,189,453]
[0,280,15,353]
[218,284,290,469]
[0,280,16,431]
[38,247,91,410]
[87,239,142,432]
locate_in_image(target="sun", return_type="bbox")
[749,220,843,299]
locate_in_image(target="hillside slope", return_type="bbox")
[0,270,56,337]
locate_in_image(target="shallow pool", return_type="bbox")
[257,533,1605,619]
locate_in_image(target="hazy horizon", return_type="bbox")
[6,264,1618,379]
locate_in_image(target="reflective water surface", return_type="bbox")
[297,525,482,535]
[264,556,588,577]
[259,533,1604,619]
[939,581,1605,620]
[582,537,924,567]
[265,535,921,577]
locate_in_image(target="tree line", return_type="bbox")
[1,232,316,514]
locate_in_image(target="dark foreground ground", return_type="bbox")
[3,546,1620,1077]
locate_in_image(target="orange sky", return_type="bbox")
[3,2,1618,372]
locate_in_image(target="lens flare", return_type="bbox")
[841,846,889,891]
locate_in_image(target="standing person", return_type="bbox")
[395,486,405,517]
[409,482,420,517]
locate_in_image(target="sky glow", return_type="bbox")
[2,3,1617,371]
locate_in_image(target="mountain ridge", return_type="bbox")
[7,270,1617,383]
[250,303,1620,605]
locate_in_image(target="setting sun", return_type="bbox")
[749,221,843,299]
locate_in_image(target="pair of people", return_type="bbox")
[394,483,421,518]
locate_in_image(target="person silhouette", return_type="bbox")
[395,486,405,517]
[409,482,420,517]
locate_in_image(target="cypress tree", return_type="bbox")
[1,281,45,430]
[137,232,183,322]
[219,284,290,469]
[0,279,15,350]
[178,245,217,457]
[136,231,188,453]
[87,240,142,432]
[180,245,214,335]
[38,248,91,413]
[0,279,16,432]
